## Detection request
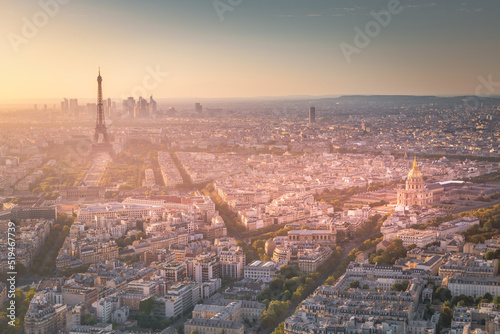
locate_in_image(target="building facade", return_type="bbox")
[397,158,433,207]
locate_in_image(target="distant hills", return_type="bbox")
[335,95,500,105]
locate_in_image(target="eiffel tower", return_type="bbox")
[88,69,114,159]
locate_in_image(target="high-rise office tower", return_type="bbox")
[134,96,149,118]
[195,103,203,113]
[106,98,112,117]
[149,95,157,115]
[309,106,316,123]
[61,98,69,112]
[123,97,136,118]
[70,99,78,119]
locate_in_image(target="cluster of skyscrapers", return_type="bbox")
[122,96,157,118]
[60,97,116,120]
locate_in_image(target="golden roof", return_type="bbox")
[408,157,423,179]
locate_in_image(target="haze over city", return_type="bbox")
[1,0,500,101]
[1,1,500,334]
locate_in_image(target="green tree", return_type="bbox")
[325,276,335,285]
[252,240,265,250]
[435,287,452,302]
[261,301,289,328]
[483,293,493,302]
[348,248,359,258]
[349,280,360,289]
[279,265,301,279]
[284,278,300,291]
[270,322,285,334]
[440,306,453,328]
[139,296,154,315]
[484,220,493,231]
[257,288,273,302]
[82,314,97,325]
[452,294,474,307]
[281,290,292,301]
[369,238,406,265]
[136,232,147,240]
[485,250,495,260]
[291,291,302,304]
[270,277,284,291]
[390,282,405,292]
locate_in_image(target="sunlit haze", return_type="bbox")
[1,1,500,333]
[1,0,500,101]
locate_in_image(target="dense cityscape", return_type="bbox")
[0,71,499,333]
[1,1,500,334]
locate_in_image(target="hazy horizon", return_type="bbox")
[2,0,500,100]
[3,94,500,111]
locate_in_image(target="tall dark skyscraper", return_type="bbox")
[89,69,114,158]
[123,97,136,118]
[149,95,157,115]
[195,103,203,113]
[309,106,316,123]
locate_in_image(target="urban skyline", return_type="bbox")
[1,0,500,100]
[1,1,500,334]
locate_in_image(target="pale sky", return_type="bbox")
[1,0,499,100]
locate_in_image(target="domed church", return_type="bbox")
[397,157,433,207]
